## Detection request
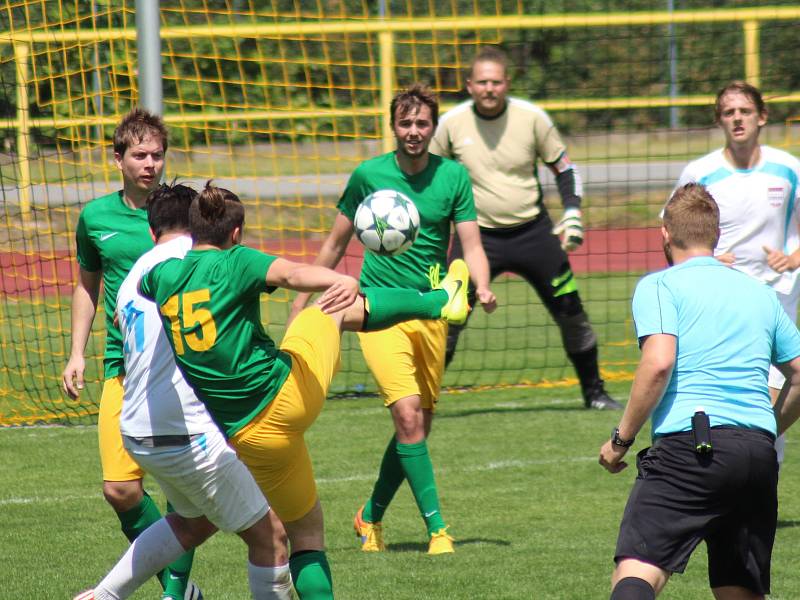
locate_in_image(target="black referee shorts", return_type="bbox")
[614,427,778,595]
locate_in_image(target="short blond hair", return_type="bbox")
[664,184,720,250]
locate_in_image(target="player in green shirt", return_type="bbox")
[140,181,471,599]
[291,84,496,555]
[61,109,199,600]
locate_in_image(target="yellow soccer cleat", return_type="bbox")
[437,259,471,325]
[428,527,455,555]
[354,506,386,552]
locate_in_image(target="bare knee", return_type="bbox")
[390,396,425,443]
[166,512,217,550]
[103,479,144,512]
[239,509,289,566]
[612,559,670,596]
[284,499,325,553]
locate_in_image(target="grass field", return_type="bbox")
[4,384,800,599]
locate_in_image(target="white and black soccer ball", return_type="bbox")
[353,189,420,256]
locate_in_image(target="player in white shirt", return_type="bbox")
[673,81,800,463]
[75,184,292,600]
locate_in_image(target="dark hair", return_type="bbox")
[663,184,720,250]
[714,81,767,122]
[189,180,245,246]
[469,46,510,78]
[146,182,197,240]
[390,83,439,128]
[113,107,169,156]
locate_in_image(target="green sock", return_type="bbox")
[363,435,405,523]
[361,287,447,331]
[289,550,333,600]
[117,491,167,591]
[397,440,446,535]
[161,502,196,600]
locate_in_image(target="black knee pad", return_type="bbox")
[553,311,597,354]
[610,577,656,600]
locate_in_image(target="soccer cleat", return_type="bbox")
[73,592,94,600]
[163,581,203,600]
[428,527,455,555]
[437,259,471,325]
[184,581,204,600]
[584,384,623,410]
[353,506,385,552]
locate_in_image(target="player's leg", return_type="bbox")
[357,321,453,554]
[332,260,471,332]
[610,436,717,600]
[707,429,777,600]
[231,308,340,599]
[97,376,198,598]
[610,559,667,599]
[506,214,621,409]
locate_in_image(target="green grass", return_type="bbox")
[3,385,800,598]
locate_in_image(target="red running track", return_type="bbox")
[1,227,666,297]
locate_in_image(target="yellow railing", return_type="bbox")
[3,6,800,213]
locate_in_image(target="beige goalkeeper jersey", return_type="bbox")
[430,97,567,228]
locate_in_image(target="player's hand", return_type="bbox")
[62,355,86,399]
[599,439,629,474]
[763,245,798,273]
[553,208,584,252]
[715,252,736,266]
[476,286,497,313]
[317,275,360,315]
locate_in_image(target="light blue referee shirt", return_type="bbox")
[632,256,800,438]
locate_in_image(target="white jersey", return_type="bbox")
[117,235,216,437]
[675,145,800,294]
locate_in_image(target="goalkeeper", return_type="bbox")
[430,46,620,410]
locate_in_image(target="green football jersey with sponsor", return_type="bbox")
[140,245,291,437]
[75,191,154,378]
[338,152,477,291]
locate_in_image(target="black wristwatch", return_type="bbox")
[611,427,635,448]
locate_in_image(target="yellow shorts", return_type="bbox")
[230,307,340,523]
[357,319,447,409]
[98,375,145,481]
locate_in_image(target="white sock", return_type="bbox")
[248,562,293,600]
[96,518,185,599]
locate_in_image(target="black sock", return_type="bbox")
[610,577,656,600]
[568,345,603,395]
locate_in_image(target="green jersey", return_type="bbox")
[140,245,291,437]
[338,152,476,291]
[75,191,154,378]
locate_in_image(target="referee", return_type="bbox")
[431,46,621,410]
[599,183,800,600]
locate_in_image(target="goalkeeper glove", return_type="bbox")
[552,208,584,251]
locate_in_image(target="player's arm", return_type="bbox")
[283,215,357,315]
[776,356,800,435]
[599,333,675,473]
[547,153,585,252]
[62,267,101,398]
[454,220,496,313]
[268,257,359,315]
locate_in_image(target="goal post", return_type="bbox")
[1,2,799,425]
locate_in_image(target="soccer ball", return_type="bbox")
[354,189,420,256]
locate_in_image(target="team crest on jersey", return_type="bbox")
[768,186,784,208]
